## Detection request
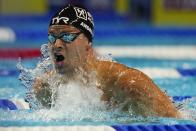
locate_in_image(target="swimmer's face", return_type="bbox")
[48,25,91,75]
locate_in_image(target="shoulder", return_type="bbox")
[96,60,128,71]
[95,60,154,84]
[96,60,144,76]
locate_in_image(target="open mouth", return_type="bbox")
[55,54,65,62]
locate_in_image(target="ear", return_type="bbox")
[86,42,92,51]
[88,42,92,47]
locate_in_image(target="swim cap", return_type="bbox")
[49,4,94,42]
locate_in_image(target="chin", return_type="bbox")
[55,64,75,75]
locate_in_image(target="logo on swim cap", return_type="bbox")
[74,7,88,20]
[51,16,69,24]
[49,4,94,42]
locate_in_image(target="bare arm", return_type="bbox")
[118,68,180,118]
[95,61,180,118]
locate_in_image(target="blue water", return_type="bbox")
[0,14,196,126]
[1,14,196,47]
[0,53,196,100]
[0,56,196,126]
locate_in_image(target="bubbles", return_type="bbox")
[37,80,109,122]
[177,97,196,121]
[11,43,196,125]
[97,53,114,62]
[15,43,111,122]
[14,43,137,123]
[16,44,53,109]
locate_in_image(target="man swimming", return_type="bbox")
[33,4,181,118]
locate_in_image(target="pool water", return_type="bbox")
[0,14,196,128]
[0,46,196,126]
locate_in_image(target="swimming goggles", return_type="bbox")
[48,32,81,44]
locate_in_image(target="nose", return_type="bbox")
[54,39,64,51]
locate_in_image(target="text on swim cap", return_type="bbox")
[87,12,94,26]
[52,16,69,25]
[80,22,93,36]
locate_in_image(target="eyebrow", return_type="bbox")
[48,29,80,34]
[48,32,81,37]
[49,26,80,32]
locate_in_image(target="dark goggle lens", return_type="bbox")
[48,33,80,44]
[61,33,76,43]
[48,35,56,43]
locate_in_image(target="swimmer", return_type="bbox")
[33,4,181,118]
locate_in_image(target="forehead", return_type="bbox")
[48,25,80,33]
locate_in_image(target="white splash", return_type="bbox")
[16,43,110,121]
[14,43,196,124]
[178,97,196,121]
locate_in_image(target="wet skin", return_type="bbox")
[48,25,91,77]
[33,25,181,118]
